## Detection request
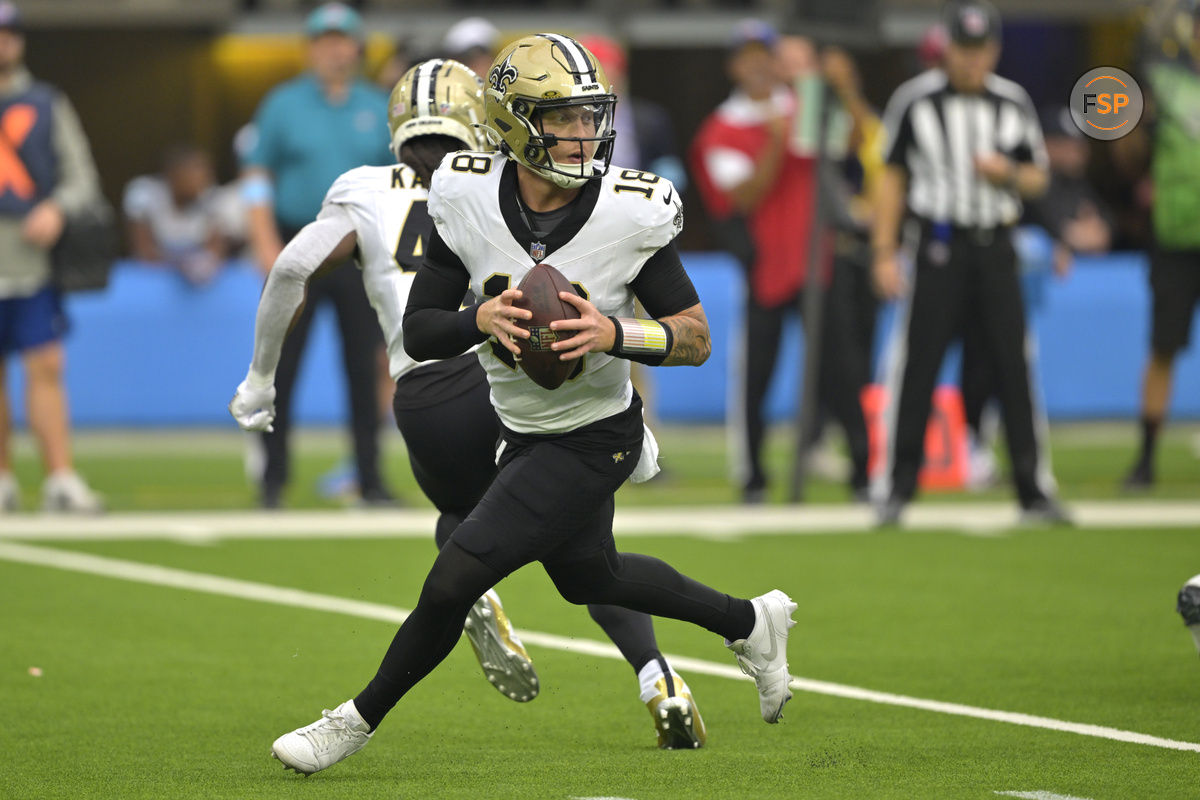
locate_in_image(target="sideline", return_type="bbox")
[4,501,1200,541]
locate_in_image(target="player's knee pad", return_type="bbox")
[418,542,496,617]
[434,510,468,550]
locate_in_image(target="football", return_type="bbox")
[513,262,581,390]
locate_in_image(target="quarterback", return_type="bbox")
[253,37,796,777]
[231,58,719,767]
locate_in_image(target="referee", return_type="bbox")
[871,0,1069,526]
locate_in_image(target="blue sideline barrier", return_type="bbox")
[7,247,1200,426]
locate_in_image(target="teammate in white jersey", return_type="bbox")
[229,59,719,772]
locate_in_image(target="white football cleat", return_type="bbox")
[271,700,372,776]
[463,589,539,702]
[726,589,797,723]
[0,471,18,512]
[1178,574,1200,656]
[645,673,706,750]
[41,470,103,514]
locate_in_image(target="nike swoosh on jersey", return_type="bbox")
[662,188,674,205]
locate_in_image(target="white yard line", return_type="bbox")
[995,792,1096,800]
[3,501,1200,542]
[2,540,1198,756]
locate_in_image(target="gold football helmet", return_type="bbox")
[388,59,489,158]
[483,33,616,188]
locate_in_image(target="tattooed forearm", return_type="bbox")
[660,304,711,366]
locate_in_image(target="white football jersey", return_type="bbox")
[428,151,684,434]
[323,163,443,382]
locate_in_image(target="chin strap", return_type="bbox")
[476,123,503,149]
[544,161,592,189]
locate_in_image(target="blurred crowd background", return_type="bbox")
[15,1,1159,256]
[3,0,1200,511]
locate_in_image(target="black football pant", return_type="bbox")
[960,325,994,440]
[353,401,754,729]
[394,374,683,687]
[260,257,385,498]
[887,226,1050,507]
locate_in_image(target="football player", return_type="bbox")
[229,58,721,768]
[1181,574,1200,656]
[250,37,797,776]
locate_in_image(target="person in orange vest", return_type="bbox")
[0,1,103,513]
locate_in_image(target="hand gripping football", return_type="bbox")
[513,262,581,390]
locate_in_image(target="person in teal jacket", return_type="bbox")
[239,2,395,508]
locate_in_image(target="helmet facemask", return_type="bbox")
[514,95,616,188]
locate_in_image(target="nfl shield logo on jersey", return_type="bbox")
[530,241,546,261]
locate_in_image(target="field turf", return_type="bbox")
[2,424,1198,799]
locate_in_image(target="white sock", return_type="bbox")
[342,700,371,733]
[638,659,681,703]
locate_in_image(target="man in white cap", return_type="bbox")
[441,16,499,78]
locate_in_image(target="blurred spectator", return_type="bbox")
[690,20,802,504]
[806,44,882,495]
[578,34,687,189]
[917,23,948,71]
[373,37,413,94]
[823,44,887,364]
[0,1,102,513]
[239,2,394,508]
[1124,5,1200,490]
[1089,114,1151,252]
[441,17,498,78]
[690,21,868,503]
[872,0,1067,526]
[1024,106,1113,275]
[122,143,244,286]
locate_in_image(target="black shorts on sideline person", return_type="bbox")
[1149,248,1200,357]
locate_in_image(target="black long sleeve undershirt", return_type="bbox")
[629,239,700,318]
[403,229,488,361]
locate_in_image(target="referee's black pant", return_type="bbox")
[261,255,385,499]
[886,224,1051,508]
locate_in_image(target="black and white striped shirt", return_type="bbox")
[882,69,1047,229]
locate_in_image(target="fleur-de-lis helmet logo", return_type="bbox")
[489,54,519,94]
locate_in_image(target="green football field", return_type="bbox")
[3,424,1199,799]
